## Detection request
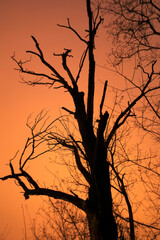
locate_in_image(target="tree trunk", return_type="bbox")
[87,208,117,240]
[86,147,118,240]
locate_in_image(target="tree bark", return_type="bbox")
[86,137,118,240]
[86,162,118,239]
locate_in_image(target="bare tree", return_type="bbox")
[103,0,160,140]
[28,199,89,240]
[103,0,160,64]
[1,0,160,239]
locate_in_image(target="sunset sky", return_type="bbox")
[0,1,109,239]
[0,0,81,239]
[1,0,159,239]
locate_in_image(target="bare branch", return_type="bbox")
[57,18,88,44]
[54,48,77,89]
[76,46,89,83]
[62,107,75,115]
[100,80,108,117]
[72,146,91,184]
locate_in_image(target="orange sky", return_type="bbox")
[0,1,110,239]
[0,1,85,239]
[1,1,159,239]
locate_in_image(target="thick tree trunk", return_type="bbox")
[86,182,117,239]
[87,208,117,240]
[86,148,118,240]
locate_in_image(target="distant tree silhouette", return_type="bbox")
[103,0,160,141]
[1,0,160,239]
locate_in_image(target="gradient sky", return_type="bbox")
[0,1,84,239]
[0,1,110,239]
[1,1,159,239]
